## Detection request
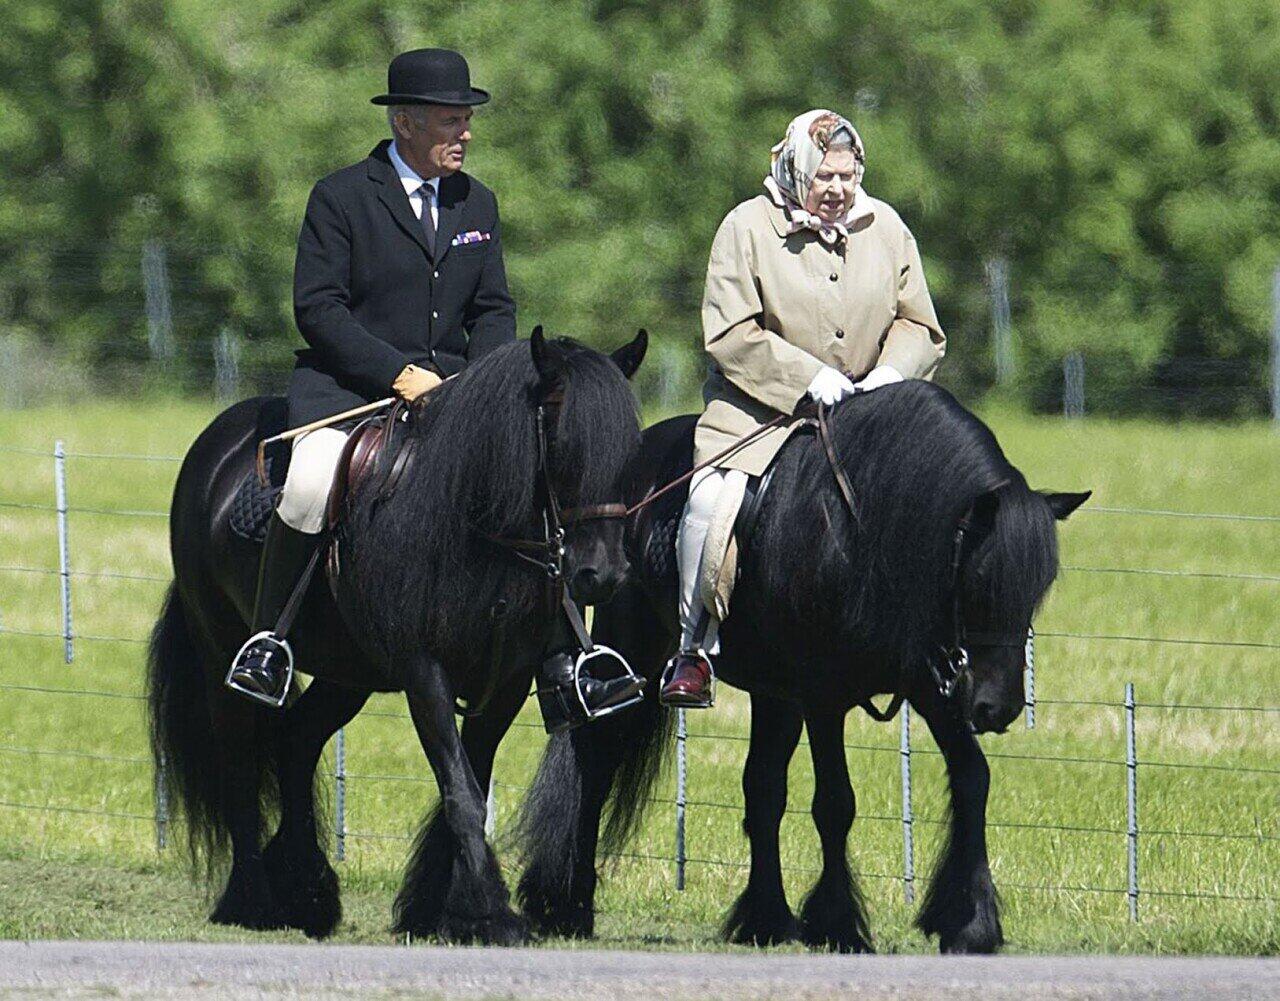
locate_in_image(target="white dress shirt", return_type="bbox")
[388,140,440,230]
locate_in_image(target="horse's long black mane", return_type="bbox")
[343,338,640,662]
[752,381,1058,672]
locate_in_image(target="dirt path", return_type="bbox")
[2,940,1277,999]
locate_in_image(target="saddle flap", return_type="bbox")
[326,416,388,530]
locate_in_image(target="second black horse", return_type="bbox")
[515,381,1088,953]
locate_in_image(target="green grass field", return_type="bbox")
[0,399,1276,954]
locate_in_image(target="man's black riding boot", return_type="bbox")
[226,514,321,707]
[537,650,645,735]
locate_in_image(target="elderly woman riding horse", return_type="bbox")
[514,110,1089,954]
[661,109,947,709]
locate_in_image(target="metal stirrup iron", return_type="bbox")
[560,590,644,721]
[224,545,324,708]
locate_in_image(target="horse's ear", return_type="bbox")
[530,325,562,386]
[1041,490,1092,521]
[972,489,1000,530]
[610,328,649,380]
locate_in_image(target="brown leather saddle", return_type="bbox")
[230,402,417,546]
[324,403,418,531]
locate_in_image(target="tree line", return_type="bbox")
[3,0,1278,414]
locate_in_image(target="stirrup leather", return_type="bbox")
[225,630,295,708]
[660,649,716,708]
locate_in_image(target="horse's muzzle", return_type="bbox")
[569,567,621,606]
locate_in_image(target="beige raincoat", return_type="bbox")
[694,192,946,475]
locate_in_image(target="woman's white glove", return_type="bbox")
[855,366,906,394]
[853,364,905,392]
[806,365,858,406]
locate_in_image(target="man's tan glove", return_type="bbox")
[392,364,443,402]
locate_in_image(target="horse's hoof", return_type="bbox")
[802,927,875,954]
[723,892,802,947]
[262,836,342,939]
[210,866,285,931]
[439,907,529,946]
[523,902,594,940]
[939,923,1003,955]
[798,873,874,954]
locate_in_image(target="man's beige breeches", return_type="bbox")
[276,428,349,535]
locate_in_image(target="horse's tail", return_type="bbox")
[513,585,674,930]
[147,583,231,870]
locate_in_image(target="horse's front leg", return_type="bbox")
[914,701,1004,953]
[798,709,873,952]
[393,654,526,945]
[264,679,369,938]
[723,692,804,946]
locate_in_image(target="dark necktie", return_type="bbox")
[419,182,436,255]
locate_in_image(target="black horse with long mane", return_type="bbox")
[515,381,1087,953]
[148,328,646,944]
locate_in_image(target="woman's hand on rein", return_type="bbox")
[853,365,904,393]
[806,366,858,406]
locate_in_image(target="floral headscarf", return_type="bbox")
[765,109,869,244]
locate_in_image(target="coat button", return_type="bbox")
[433,271,440,279]
[835,328,845,338]
[829,272,839,282]
[432,310,439,319]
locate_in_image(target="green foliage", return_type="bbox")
[2,1,1278,412]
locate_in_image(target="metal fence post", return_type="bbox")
[142,239,175,363]
[213,327,241,403]
[155,753,169,851]
[1063,352,1085,418]
[985,256,1014,384]
[675,707,687,891]
[1270,264,1280,426]
[900,707,915,904]
[1024,627,1036,729]
[335,727,347,862]
[1125,682,1139,922]
[54,440,73,664]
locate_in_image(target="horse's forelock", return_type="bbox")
[969,479,1060,630]
[549,343,641,507]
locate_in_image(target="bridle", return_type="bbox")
[480,391,639,716]
[926,507,1034,712]
[482,391,627,592]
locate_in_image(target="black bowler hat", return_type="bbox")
[371,48,490,107]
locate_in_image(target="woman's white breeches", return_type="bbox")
[276,428,349,534]
[677,466,746,654]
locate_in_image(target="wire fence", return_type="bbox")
[0,440,1277,925]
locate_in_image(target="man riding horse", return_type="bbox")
[228,48,638,723]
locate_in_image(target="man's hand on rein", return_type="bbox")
[393,363,443,402]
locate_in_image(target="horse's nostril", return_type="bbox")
[574,568,600,590]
